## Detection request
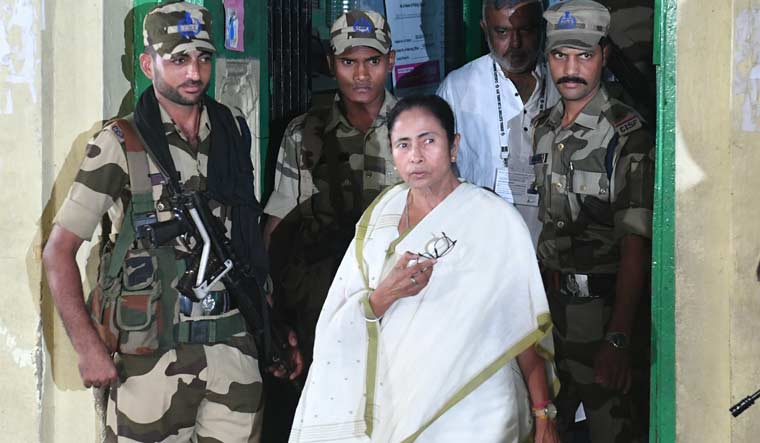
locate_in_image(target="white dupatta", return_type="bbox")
[290,182,556,443]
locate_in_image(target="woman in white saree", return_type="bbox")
[289,95,559,443]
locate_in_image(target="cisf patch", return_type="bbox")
[178,12,202,38]
[557,11,577,30]
[353,16,373,34]
[614,114,642,136]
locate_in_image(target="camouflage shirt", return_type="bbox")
[55,102,230,244]
[532,85,654,274]
[264,90,400,222]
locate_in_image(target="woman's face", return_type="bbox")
[390,107,459,192]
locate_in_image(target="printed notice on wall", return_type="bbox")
[224,0,244,52]
[216,58,261,197]
[385,1,444,97]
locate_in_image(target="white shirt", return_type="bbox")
[437,54,560,245]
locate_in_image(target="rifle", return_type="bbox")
[138,177,297,380]
[731,387,760,417]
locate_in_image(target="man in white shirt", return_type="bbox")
[437,0,559,244]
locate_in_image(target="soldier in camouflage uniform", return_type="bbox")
[532,1,654,442]
[263,9,399,369]
[42,2,291,441]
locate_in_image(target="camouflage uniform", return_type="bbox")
[265,91,399,365]
[532,84,654,442]
[53,3,264,441]
[55,101,264,442]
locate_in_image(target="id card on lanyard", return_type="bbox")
[492,61,539,207]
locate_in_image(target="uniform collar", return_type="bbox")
[572,85,608,130]
[325,89,397,133]
[492,57,550,112]
[158,101,211,141]
[548,84,608,130]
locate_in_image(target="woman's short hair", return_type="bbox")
[387,95,456,147]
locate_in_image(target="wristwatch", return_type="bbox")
[532,402,558,420]
[604,331,629,350]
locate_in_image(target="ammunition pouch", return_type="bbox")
[87,245,182,355]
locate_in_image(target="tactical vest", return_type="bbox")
[88,117,245,355]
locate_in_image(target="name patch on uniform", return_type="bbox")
[530,153,548,165]
[614,114,642,136]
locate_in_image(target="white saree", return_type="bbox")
[290,182,556,443]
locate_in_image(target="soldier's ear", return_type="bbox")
[387,50,396,72]
[602,44,611,67]
[139,52,154,80]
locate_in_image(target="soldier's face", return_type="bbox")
[142,50,212,106]
[481,3,542,75]
[390,107,459,192]
[548,45,608,104]
[328,46,394,108]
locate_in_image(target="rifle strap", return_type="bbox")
[106,117,157,279]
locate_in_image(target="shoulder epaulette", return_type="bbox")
[613,113,643,137]
[607,101,644,137]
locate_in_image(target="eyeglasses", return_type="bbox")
[417,232,457,261]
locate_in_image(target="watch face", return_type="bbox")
[545,403,558,419]
[606,332,629,349]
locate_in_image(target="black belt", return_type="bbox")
[541,269,616,300]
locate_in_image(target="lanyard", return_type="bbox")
[492,61,510,167]
[494,61,551,167]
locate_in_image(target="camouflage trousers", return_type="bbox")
[106,333,264,443]
[547,290,647,443]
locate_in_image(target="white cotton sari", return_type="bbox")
[289,182,556,443]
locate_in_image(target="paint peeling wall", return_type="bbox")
[675,0,760,441]
[0,0,46,440]
[728,1,760,441]
[0,0,133,441]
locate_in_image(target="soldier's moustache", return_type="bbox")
[557,76,587,85]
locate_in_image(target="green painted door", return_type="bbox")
[650,0,676,441]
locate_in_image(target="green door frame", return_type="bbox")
[464,0,678,441]
[650,0,676,441]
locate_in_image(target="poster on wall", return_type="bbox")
[224,0,244,52]
[215,59,261,197]
[385,0,444,96]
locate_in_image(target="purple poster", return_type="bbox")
[224,0,244,52]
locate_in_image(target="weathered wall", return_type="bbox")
[1,0,47,440]
[674,0,732,441]
[728,1,760,441]
[0,0,132,441]
[675,0,760,442]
